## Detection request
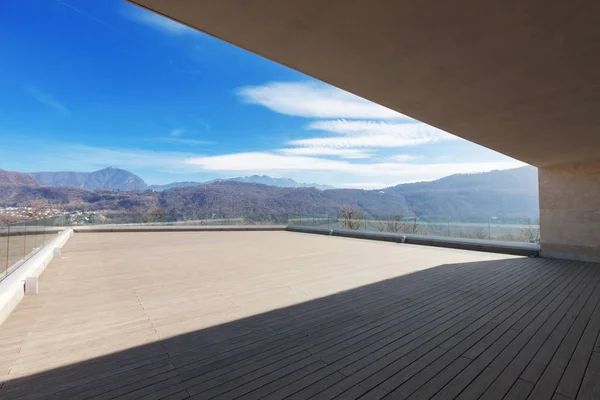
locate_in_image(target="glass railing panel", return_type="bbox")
[0,224,8,280]
[291,213,539,245]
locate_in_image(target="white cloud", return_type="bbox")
[170,129,185,136]
[185,151,526,185]
[186,152,349,172]
[291,120,457,149]
[392,154,421,162]
[122,6,194,35]
[25,85,70,115]
[278,147,372,159]
[237,81,407,119]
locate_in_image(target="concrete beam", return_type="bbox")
[128,0,600,167]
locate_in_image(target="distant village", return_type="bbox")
[0,207,102,225]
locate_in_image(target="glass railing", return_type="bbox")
[288,214,540,244]
[66,210,290,226]
[0,215,71,283]
[0,211,540,284]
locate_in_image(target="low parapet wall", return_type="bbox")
[73,225,287,233]
[0,228,73,326]
[286,225,539,257]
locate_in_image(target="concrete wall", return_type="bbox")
[539,162,600,262]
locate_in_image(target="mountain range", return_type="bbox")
[25,167,333,191]
[148,176,335,191]
[0,166,539,220]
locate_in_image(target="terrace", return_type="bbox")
[0,227,598,399]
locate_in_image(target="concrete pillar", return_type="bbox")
[25,277,39,295]
[539,162,600,262]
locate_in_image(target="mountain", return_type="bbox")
[29,167,147,191]
[0,169,41,187]
[149,175,335,191]
[384,166,538,217]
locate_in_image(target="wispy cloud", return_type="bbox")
[54,0,116,31]
[25,85,70,115]
[170,128,186,136]
[62,145,192,171]
[237,81,407,120]
[278,147,372,159]
[158,137,213,146]
[289,120,457,149]
[121,6,195,35]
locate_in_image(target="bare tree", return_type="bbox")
[407,215,429,235]
[460,228,488,240]
[375,215,407,233]
[136,206,167,223]
[339,205,363,230]
[518,218,540,243]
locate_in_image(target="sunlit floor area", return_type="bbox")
[0,231,599,400]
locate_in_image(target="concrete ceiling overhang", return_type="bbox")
[128,0,600,167]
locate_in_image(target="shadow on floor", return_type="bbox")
[1,256,599,400]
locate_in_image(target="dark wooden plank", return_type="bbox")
[414,261,595,400]
[503,378,533,400]
[526,268,600,400]
[236,361,328,400]
[284,370,346,400]
[577,351,600,400]
[381,260,580,400]
[555,290,600,398]
[262,367,345,400]
[462,265,600,399]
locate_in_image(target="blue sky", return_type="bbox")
[0,0,525,188]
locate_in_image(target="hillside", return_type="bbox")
[0,169,40,187]
[0,166,539,221]
[30,167,147,191]
[386,166,539,217]
[148,181,203,191]
[158,182,409,220]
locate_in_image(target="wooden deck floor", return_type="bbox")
[0,231,599,400]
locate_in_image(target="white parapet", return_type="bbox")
[0,228,73,326]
